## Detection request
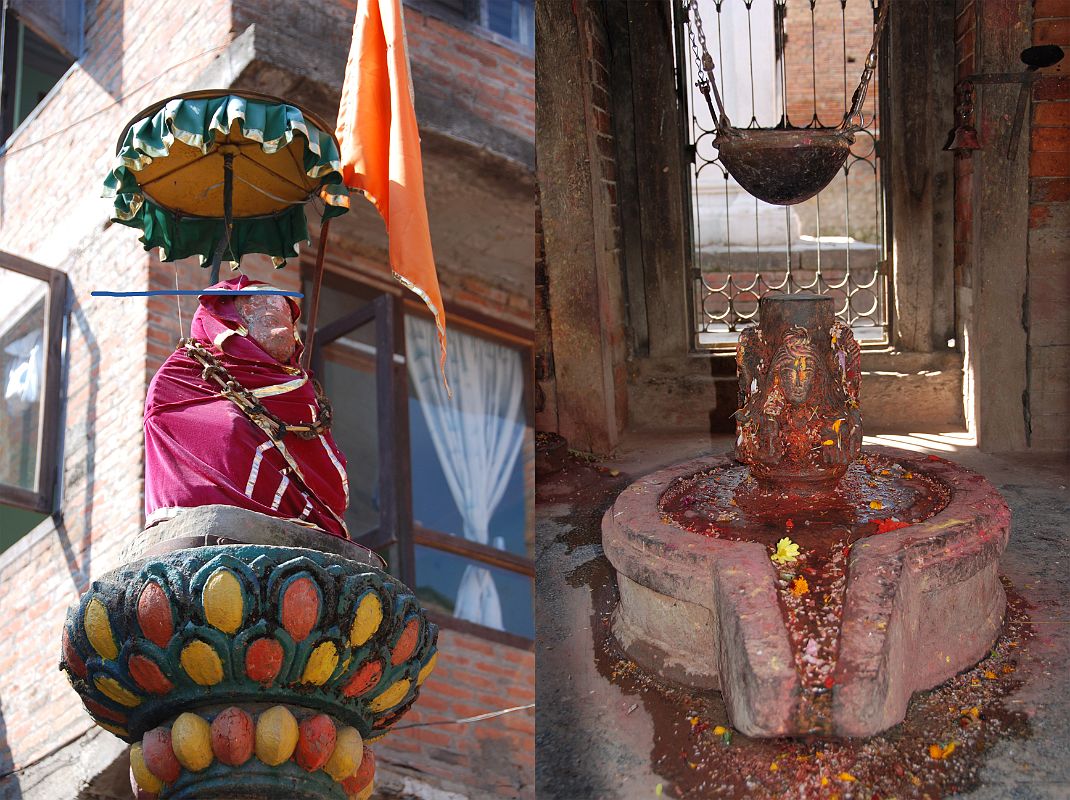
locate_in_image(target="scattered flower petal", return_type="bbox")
[838,772,857,782]
[869,500,884,510]
[875,518,911,534]
[791,576,809,596]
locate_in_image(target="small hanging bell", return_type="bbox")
[944,82,982,154]
[944,124,981,153]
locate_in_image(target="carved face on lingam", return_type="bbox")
[735,294,862,491]
[235,292,297,364]
[773,330,817,405]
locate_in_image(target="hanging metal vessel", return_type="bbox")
[715,127,856,206]
[686,0,887,206]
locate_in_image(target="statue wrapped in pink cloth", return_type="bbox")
[144,275,349,538]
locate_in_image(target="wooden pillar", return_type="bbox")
[536,0,629,454]
[966,0,1032,451]
[887,0,956,353]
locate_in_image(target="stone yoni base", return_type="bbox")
[602,447,1011,738]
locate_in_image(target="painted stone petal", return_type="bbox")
[180,641,224,686]
[82,697,127,725]
[295,714,337,772]
[281,576,320,642]
[390,617,420,666]
[210,707,255,766]
[348,593,383,647]
[323,726,363,782]
[254,706,299,766]
[341,747,375,794]
[130,743,164,794]
[142,727,181,784]
[417,652,438,686]
[171,712,213,772]
[368,678,410,713]
[202,569,244,634]
[137,582,174,649]
[94,676,142,708]
[84,597,119,661]
[342,660,383,698]
[245,637,284,684]
[62,628,87,679]
[301,641,339,685]
[128,654,174,695]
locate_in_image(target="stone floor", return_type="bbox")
[535,430,1070,799]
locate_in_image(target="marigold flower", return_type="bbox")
[791,576,809,596]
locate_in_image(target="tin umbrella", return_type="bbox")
[102,89,350,363]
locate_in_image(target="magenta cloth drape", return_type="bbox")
[144,275,349,538]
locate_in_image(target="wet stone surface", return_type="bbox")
[659,453,951,723]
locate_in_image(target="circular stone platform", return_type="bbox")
[602,446,1011,738]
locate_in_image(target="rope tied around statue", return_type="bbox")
[182,338,334,441]
[683,0,890,206]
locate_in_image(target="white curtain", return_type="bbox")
[405,316,525,630]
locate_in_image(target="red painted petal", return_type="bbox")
[137,582,174,648]
[295,714,337,772]
[342,660,383,698]
[82,697,127,725]
[341,747,375,793]
[210,707,255,766]
[128,654,174,695]
[142,727,181,784]
[390,618,421,666]
[245,638,284,685]
[281,577,320,643]
[62,629,87,680]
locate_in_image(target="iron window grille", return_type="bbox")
[675,0,890,352]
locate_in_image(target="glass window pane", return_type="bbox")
[406,318,531,559]
[320,315,380,540]
[0,505,46,550]
[414,545,533,639]
[0,267,49,493]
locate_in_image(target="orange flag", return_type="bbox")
[336,0,448,386]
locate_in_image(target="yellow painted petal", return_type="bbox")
[349,593,383,647]
[323,726,363,781]
[171,712,213,771]
[94,676,142,708]
[369,678,411,713]
[130,744,163,793]
[202,569,244,634]
[301,641,339,685]
[417,652,438,686]
[84,598,118,661]
[255,705,299,766]
[353,783,374,800]
[180,640,224,685]
[96,721,129,738]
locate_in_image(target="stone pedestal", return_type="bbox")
[60,508,437,799]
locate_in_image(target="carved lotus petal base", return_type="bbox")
[60,544,437,745]
[127,704,376,800]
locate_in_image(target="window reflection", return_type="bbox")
[0,268,48,493]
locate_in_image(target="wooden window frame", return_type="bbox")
[0,250,67,514]
[311,285,534,650]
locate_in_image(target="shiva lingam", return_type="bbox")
[603,294,1010,737]
[59,284,437,799]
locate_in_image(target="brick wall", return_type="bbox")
[1026,0,1070,449]
[405,6,535,143]
[0,0,534,795]
[374,629,535,798]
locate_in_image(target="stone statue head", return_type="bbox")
[235,291,297,364]
[771,328,818,406]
